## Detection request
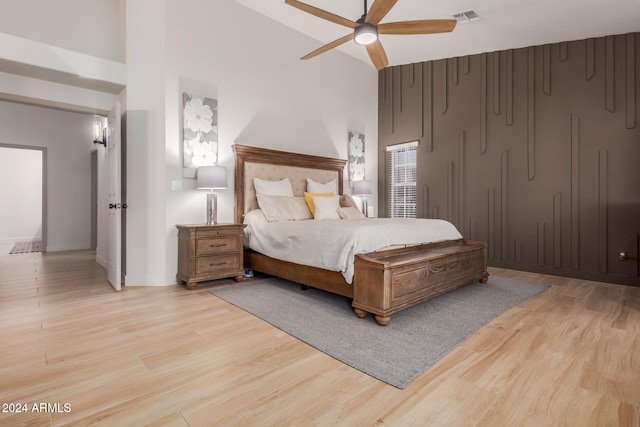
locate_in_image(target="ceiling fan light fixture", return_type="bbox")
[354,23,378,45]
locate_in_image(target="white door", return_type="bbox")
[106,102,122,291]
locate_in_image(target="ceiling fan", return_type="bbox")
[284,0,457,70]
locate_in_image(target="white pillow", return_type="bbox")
[312,195,341,220]
[337,206,365,220]
[256,195,312,222]
[339,194,358,208]
[307,178,337,194]
[254,177,294,196]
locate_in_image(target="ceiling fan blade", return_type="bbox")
[285,0,358,29]
[365,40,389,70]
[378,19,457,35]
[301,34,354,60]
[365,0,398,25]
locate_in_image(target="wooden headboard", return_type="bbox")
[233,144,347,224]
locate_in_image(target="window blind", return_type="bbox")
[386,141,418,218]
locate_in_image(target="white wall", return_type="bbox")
[124,0,378,286]
[0,0,378,285]
[0,147,42,243]
[0,101,97,252]
[0,2,125,116]
[0,0,126,62]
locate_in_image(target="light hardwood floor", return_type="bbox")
[1,250,638,427]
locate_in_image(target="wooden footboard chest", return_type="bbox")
[352,239,488,326]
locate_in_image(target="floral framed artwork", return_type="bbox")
[348,132,365,182]
[183,92,218,177]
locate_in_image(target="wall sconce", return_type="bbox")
[353,180,372,217]
[197,165,228,225]
[93,119,106,147]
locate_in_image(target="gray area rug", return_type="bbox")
[9,241,42,254]
[209,276,549,389]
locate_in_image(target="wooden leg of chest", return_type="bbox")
[374,315,390,326]
[353,307,368,319]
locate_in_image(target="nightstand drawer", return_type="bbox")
[196,254,241,275]
[196,237,241,255]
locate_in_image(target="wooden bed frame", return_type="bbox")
[233,144,489,326]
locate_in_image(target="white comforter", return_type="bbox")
[243,210,463,284]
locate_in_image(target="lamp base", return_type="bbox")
[206,192,218,225]
[361,197,368,218]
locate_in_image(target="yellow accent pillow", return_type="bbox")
[303,192,335,216]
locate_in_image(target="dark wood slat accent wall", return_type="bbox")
[527,47,536,181]
[458,132,466,234]
[451,57,459,86]
[606,36,616,113]
[599,150,608,274]
[441,60,448,115]
[422,62,433,152]
[627,34,636,129]
[378,32,640,286]
[481,53,488,154]
[570,114,580,271]
[506,50,514,126]
[560,42,569,62]
[493,52,500,115]
[553,192,562,269]
[543,45,552,96]
[488,188,495,260]
[586,39,596,81]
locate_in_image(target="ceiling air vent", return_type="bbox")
[453,10,480,23]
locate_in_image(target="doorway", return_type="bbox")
[0,144,47,253]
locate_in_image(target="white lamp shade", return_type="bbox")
[93,120,102,140]
[353,180,372,195]
[197,165,228,190]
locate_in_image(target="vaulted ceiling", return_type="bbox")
[236,0,640,68]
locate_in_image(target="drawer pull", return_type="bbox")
[209,243,227,248]
[209,262,226,266]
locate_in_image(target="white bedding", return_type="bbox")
[243,210,463,283]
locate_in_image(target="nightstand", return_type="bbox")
[176,224,245,289]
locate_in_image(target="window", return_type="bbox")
[386,141,418,218]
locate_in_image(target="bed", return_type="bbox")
[233,144,489,325]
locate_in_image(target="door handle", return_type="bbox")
[109,203,116,209]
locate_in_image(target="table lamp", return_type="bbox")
[197,165,228,225]
[353,180,372,217]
